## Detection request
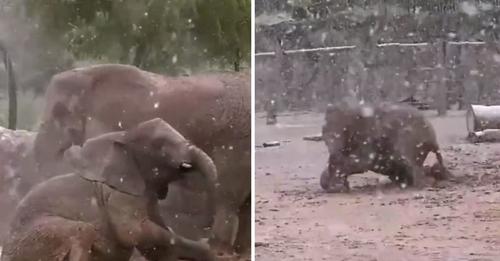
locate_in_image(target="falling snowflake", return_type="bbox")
[361,106,374,117]
[154,102,160,109]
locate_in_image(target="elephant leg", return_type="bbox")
[393,136,426,189]
[127,218,215,261]
[385,163,410,188]
[319,167,330,190]
[320,166,350,193]
[210,204,239,255]
[403,162,426,188]
[208,145,250,255]
[2,216,97,261]
[234,195,251,255]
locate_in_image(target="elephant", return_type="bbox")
[0,127,37,242]
[320,100,450,193]
[31,64,250,256]
[1,118,218,261]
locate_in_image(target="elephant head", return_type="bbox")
[34,96,87,172]
[321,100,378,192]
[64,118,218,220]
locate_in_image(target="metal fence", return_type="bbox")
[255,40,500,112]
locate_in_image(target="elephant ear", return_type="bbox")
[63,132,145,196]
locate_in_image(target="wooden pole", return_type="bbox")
[435,39,448,116]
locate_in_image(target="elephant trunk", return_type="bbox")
[189,145,219,227]
[33,121,74,176]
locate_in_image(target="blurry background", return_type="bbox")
[0,0,250,129]
[255,0,500,113]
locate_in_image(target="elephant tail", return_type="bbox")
[0,41,17,130]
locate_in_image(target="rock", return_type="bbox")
[262,141,280,147]
[255,242,270,247]
[303,134,323,142]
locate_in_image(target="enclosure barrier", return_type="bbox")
[255,41,487,57]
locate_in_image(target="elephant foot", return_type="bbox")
[215,252,241,261]
[320,170,350,193]
[326,187,349,193]
[321,178,350,193]
[323,182,350,193]
[424,163,451,181]
[209,239,236,257]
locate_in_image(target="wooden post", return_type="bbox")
[435,39,448,116]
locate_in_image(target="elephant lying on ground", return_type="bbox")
[31,64,250,255]
[2,118,218,261]
[320,100,450,193]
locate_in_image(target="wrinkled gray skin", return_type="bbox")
[320,101,450,193]
[2,118,218,261]
[31,64,250,256]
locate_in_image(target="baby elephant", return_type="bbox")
[1,118,218,261]
[320,101,450,193]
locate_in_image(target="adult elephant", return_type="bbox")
[32,64,251,256]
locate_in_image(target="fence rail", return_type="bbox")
[255,41,488,57]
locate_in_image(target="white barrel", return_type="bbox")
[466,104,500,133]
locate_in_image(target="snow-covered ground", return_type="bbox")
[256,110,500,260]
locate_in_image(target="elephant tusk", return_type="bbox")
[181,162,192,169]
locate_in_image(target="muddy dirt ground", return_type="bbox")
[255,110,500,261]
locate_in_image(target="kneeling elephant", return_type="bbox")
[320,101,450,193]
[2,119,218,261]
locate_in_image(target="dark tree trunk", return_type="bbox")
[0,42,17,130]
[132,41,148,68]
[234,48,241,72]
